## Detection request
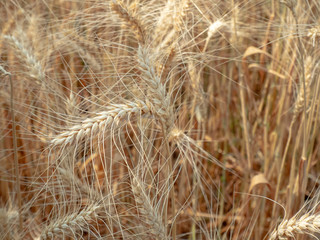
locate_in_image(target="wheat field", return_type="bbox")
[1,0,320,239]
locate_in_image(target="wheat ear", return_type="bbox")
[110,0,145,44]
[137,46,179,239]
[51,101,149,146]
[0,208,19,240]
[40,204,101,240]
[4,34,44,82]
[269,213,320,240]
[55,33,102,73]
[131,176,168,240]
[292,56,312,123]
[308,26,320,47]
[137,47,174,131]
[153,0,189,50]
[57,167,101,201]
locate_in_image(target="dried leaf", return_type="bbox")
[249,173,270,192]
[243,46,273,60]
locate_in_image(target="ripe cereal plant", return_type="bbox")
[2,0,320,239]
